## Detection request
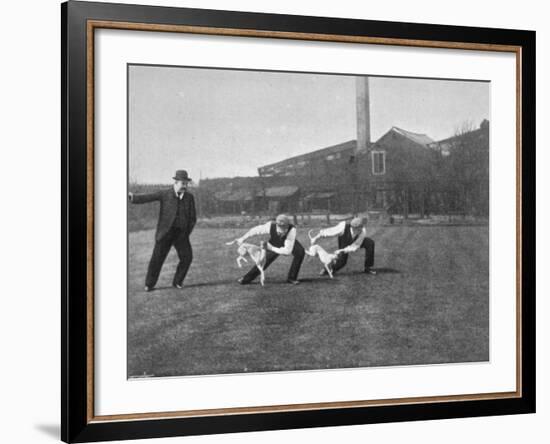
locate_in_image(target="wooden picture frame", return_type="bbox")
[62,1,535,442]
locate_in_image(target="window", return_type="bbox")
[326,153,342,161]
[371,151,386,175]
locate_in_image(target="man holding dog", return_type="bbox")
[311,216,376,275]
[128,170,196,291]
[235,214,305,285]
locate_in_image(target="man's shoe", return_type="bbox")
[173,283,183,289]
[287,279,300,285]
[144,286,153,292]
[237,277,250,285]
[364,268,377,275]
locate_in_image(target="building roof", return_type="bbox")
[389,127,435,146]
[258,139,358,172]
[433,125,488,146]
[428,120,490,156]
[214,189,253,202]
[257,126,435,176]
[258,186,300,198]
[304,192,336,200]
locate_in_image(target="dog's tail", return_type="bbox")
[308,229,318,244]
[225,239,239,246]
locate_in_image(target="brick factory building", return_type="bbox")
[198,77,489,218]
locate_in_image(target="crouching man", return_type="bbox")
[311,216,376,275]
[234,214,304,285]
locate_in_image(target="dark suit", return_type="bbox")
[131,188,196,287]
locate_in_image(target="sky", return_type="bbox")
[128,65,489,183]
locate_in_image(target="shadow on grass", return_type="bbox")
[149,280,279,289]
[371,267,400,274]
[332,267,401,276]
[185,280,246,288]
[143,268,400,292]
[294,277,341,284]
[186,279,341,288]
[149,281,239,290]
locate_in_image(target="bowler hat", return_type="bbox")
[173,170,192,182]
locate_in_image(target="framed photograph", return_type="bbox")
[61,1,535,442]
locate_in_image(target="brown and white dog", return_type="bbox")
[305,229,339,278]
[226,240,268,286]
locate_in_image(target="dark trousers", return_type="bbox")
[241,240,305,283]
[333,237,375,273]
[145,226,193,288]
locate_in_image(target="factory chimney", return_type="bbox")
[356,76,371,153]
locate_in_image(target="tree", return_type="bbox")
[440,120,490,216]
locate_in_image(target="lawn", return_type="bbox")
[127,225,489,378]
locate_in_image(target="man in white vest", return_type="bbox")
[311,216,376,275]
[234,214,305,285]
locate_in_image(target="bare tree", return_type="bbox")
[441,120,490,216]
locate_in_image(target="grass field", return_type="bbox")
[127,225,489,378]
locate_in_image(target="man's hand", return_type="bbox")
[266,242,274,252]
[334,249,345,256]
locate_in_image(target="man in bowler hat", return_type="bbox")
[233,214,305,285]
[311,216,376,275]
[129,170,196,291]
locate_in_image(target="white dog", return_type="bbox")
[225,240,268,286]
[305,229,339,278]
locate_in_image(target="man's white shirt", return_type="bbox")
[318,221,366,254]
[173,184,185,199]
[238,221,296,255]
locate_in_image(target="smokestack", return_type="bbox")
[356,76,371,153]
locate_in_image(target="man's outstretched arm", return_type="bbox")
[236,221,271,244]
[314,221,346,241]
[128,190,163,204]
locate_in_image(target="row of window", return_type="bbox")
[261,150,386,176]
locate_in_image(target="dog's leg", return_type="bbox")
[237,256,248,268]
[258,266,265,286]
[325,264,334,279]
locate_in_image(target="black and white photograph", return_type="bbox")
[127,65,490,378]
[1,0,543,442]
